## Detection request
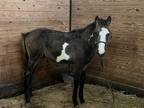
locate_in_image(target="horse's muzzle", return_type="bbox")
[97,53,105,67]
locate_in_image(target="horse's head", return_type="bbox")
[93,16,112,65]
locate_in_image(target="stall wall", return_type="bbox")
[0,0,144,98]
[0,0,69,97]
[71,0,144,89]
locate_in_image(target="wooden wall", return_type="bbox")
[0,0,144,98]
[71,0,144,89]
[0,0,69,97]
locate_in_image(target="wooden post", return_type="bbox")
[69,0,72,32]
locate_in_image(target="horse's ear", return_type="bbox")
[106,16,111,26]
[95,16,99,23]
[95,16,99,26]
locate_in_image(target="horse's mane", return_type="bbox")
[71,21,96,33]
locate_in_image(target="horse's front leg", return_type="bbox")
[79,71,86,104]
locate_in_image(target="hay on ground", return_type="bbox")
[0,84,143,108]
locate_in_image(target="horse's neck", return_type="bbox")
[71,22,96,41]
[88,43,97,62]
[83,25,96,41]
[87,34,98,60]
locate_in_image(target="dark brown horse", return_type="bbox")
[22,16,112,107]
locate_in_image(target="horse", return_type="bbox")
[22,16,112,107]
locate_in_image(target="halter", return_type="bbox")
[94,33,107,45]
[94,30,111,46]
[95,41,107,45]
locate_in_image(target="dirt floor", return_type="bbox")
[0,83,143,108]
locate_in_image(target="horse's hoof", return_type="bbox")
[80,99,85,104]
[25,103,31,108]
[25,98,31,104]
[74,104,79,108]
[73,102,79,108]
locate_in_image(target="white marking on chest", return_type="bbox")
[56,42,70,62]
[98,27,109,55]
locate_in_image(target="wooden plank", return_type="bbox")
[0,11,68,21]
[72,5,144,16]
[0,2,69,12]
[72,15,144,32]
[0,0,69,5]
[72,0,144,7]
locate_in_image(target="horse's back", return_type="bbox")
[22,28,70,59]
[22,28,51,58]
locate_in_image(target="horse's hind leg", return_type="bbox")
[79,71,86,104]
[72,64,83,107]
[24,57,40,103]
[73,73,80,107]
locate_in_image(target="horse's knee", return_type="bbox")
[24,71,32,84]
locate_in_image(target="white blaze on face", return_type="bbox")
[98,27,109,55]
[56,42,70,62]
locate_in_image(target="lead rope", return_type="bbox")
[101,64,115,108]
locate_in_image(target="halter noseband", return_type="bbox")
[94,32,107,45]
[95,41,106,45]
[94,31,111,46]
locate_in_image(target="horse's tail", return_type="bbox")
[21,32,29,65]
